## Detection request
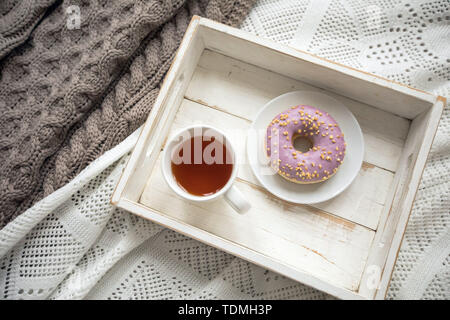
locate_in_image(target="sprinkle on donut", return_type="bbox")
[266,105,346,184]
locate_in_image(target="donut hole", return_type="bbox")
[293,135,313,153]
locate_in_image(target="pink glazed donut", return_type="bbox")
[266,105,346,184]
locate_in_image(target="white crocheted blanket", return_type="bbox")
[1,0,449,299]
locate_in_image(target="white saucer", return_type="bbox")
[247,91,364,204]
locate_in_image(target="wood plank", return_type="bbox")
[112,16,204,203]
[198,20,435,119]
[169,99,394,230]
[185,50,410,172]
[358,97,445,299]
[121,198,366,300]
[140,153,375,291]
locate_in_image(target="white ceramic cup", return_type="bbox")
[161,125,251,214]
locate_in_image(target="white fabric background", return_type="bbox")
[0,0,449,300]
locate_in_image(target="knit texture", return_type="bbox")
[0,0,57,59]
[0,0,256,228]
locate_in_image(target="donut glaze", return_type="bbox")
[266,105,346,184]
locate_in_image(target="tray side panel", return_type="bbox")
[118,198,367,299]
[358,97,445,299]
[112,17,204,203]
[186,50,410,173]
[198,20,435,119]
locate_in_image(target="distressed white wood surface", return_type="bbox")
[112,17,204,204]
[114,17,443,299]
[140,154,375,291]
[198,21,435,119]
[186,50,410,173]
[169,99,394,230]
[118,198,366,300]
[359,97,445,299]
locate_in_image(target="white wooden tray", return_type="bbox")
[111,16,445,299]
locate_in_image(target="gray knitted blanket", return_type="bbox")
[0,0,255,228]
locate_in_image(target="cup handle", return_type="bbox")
[224,185,251,214]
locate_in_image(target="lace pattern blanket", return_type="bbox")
[0,0,449,300]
